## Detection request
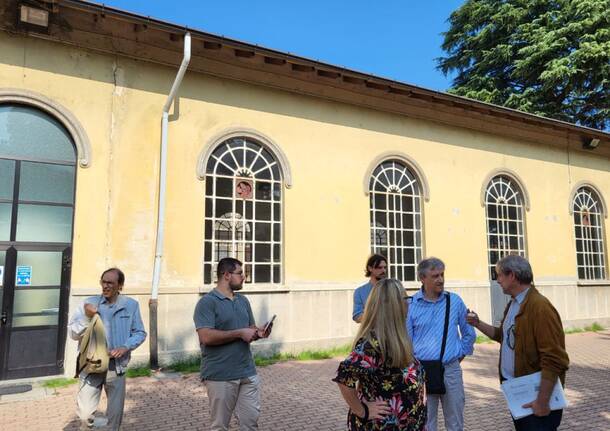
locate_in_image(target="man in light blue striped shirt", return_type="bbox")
[407,257,475,431]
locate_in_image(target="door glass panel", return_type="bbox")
[0,203,11,240]
[12,315,58,327]
[16,205,73,242]
[15,251,63,286]
[0,250,5,311]
[0,105,76,163]
[12,288,59,327]
[0,159,15,199]
[19,162,75,204]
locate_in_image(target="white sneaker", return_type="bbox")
[93,417,109,428]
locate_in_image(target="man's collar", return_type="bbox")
[100,294,120,305]
[211,288,236,300]
[514,287,530,304]
[414,288,446,303]
[413,290,441,303]
[99,294,128,311]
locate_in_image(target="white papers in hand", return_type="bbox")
[500,371,567,419]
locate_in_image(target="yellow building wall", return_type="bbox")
[3,34,606,287]
[2,33,610,368]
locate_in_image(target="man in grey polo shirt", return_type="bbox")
[194,257,272,431]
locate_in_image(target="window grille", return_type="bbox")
[368,160,422,281]
[204,138,282,284]
[573,187,606,280]
[485,176,526,280]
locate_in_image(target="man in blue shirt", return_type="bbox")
[407,257,475,431]
[68,268,147,431]
[352,254,387,322]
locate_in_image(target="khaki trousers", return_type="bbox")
[76,368,126,431]
[204,375,261,431]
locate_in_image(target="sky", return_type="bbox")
[98,0,466,92]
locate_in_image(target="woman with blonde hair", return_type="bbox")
[333,278,427,430]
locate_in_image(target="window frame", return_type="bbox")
[202,136,284,286]
[484,174,528,280]
[368,159,424,282]
[0,104,77,247]
[572,186,607,280]
[0,90,91,167]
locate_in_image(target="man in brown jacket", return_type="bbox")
[467,255,569,431]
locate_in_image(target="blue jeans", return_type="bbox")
[513,409,562,431]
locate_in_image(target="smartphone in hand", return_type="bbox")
[264,315,276,333]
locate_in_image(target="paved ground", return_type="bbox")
[0,331,608,430]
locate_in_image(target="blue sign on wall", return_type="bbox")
[16,265,32,286]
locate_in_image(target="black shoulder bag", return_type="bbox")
[420,293,450,395]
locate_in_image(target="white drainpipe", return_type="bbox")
[150,32,191,369]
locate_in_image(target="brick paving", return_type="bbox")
[0,331,608,430]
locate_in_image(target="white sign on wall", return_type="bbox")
[0,265,4,287]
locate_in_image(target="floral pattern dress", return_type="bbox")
[333,335,427,430]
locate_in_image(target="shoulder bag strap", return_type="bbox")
[439,292,451,362]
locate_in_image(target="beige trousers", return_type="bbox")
[204,375,261,431]
[76,368,126,431]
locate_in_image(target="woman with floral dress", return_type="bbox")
[334,278,427,430]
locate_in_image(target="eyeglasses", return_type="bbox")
[230,271,245,276]
[507,324,516,350]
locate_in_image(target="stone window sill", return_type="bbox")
[199,284,289,294]
[576,280,610,287]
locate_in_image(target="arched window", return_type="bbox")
[485,176,526,279]
[573,187,606,280]
[203,137,282,284]
[0,103,76,244]
[369,160,422,281]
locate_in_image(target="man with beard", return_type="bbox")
[352,254,387,323]
[407,257,475,431]
[194,257,272,431]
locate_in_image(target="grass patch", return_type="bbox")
[126,366,151,378]
[254,344,352,367]
[475,323,605,339]
[587,322,605,331]
[475,335,493,344]
[565,322,605,334]
[43,368,152,385]
[42,378,78,389]
[160,345,352,371]
[168,356,201,374]
[254,352,296,367]
[295,344,352,360]
[564,327,584,334]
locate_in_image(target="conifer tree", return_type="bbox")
[438,0,610,129]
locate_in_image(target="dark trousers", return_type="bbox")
[513,409,562,431]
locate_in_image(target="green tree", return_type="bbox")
[437,0,610,130]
